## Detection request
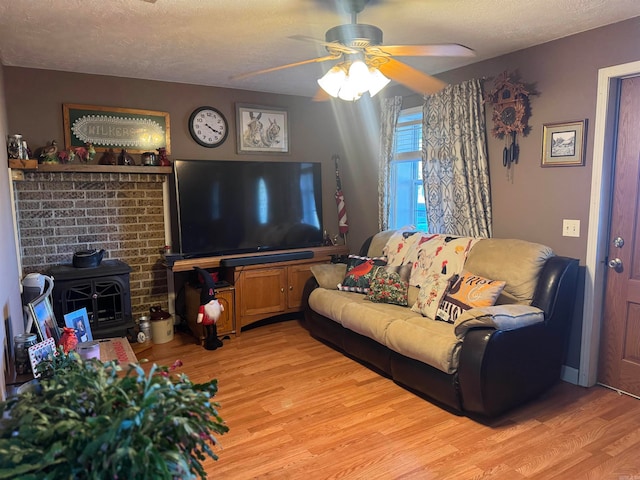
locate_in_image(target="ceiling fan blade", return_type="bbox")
[230,54,340,80]
[289,35,358,55]
[372,44,475,57]
[312,88,331,102]
[377,58,446,95]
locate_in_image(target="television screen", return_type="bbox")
[174,159,323,257]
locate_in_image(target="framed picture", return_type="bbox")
[541,120,587,167]
[63,103,171,154]
[236,103,289,154]
[28,338,57,377]
[29,296,59,344]
[64,307,93,343]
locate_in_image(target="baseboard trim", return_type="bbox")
[561,365,579,385]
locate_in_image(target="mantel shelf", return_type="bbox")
[9,162,172,174]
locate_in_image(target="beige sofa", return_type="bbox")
[302,230,579,417]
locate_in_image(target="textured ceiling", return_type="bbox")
[0,0,639,98]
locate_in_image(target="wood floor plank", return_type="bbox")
[142,319,640,479]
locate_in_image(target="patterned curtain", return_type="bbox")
[378,96,403,231]
[422,78,492,237]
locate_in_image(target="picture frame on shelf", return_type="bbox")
[28,337,57,378]
[236,103,289,154]
[29,296,59,344]
[64,307,93,343]
[541,120,587,167]
[63,103,171,155]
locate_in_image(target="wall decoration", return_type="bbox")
[236,104,289,154]
[541,120,587,167]
[484,71,532,169]
[63,104,171,155]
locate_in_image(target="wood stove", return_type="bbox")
[49,260,135,339]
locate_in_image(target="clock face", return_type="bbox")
[500,106,517,126]
[189,107,228,148]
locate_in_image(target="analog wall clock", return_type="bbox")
[189,106,228,148]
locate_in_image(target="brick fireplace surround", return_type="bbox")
[12,170,170,320]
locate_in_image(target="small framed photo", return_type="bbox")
[541,120,587,167]
[29,297,59,343]
[28,338,57,377]
[236,103,289,154]
[64,307,93,343]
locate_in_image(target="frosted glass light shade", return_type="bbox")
[317,66,346,98]
[368,68,391,97]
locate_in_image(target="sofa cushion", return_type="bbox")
[367,229,399,257]
[436,271,506,323]
[453,304,545,339]
[385,316,461,374]
[310,263,347,290]
[464,238,554,303]
[337,255,387,293]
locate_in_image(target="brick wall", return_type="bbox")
[13,171,169,319]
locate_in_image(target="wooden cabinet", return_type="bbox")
[233,259,320,330]
[184,285,235,344]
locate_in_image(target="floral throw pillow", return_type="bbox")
[366,265,411,306]
[436,271,506,323]
[411,273,450,320]
[337,255,387,293]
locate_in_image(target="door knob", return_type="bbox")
[613,236,625,248]
[608,258,623,269]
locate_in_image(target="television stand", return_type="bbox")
[168,245,349,334]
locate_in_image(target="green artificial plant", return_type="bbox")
[0,350,228,479]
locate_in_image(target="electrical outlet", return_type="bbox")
[562,219,580,237]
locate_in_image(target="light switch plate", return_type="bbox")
[563,219,580,237]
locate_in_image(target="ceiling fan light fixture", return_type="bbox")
[367,67,391,97]
[317,65,347,98]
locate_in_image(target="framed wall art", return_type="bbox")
[63,103,171,154]
[236,103,289,154]
[541,120,587,167]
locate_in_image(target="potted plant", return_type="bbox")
[0,351,228,479]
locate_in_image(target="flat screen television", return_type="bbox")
[173,159,323,258]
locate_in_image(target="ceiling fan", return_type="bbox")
[232,0,475,101]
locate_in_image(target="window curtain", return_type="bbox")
[422,78,492,237]
[378,96,403,231]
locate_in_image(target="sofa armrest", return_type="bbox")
[457,322,564,417]
[453,305,544,339]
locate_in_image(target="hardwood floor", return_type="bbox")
[144,319,640,479]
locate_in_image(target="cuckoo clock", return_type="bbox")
[485,72,531,168]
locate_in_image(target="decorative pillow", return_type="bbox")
[411,273,450,319]
[310,263,347,290]
[337,255,387,293]
[366,266,410,306]
[436,271,506,323]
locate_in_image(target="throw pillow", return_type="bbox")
[436,271,506,323]
[411,273,450,320]
[365,265,411,306]
[410,235,479,287]
[310,263,347,290]
[337,255,387,293]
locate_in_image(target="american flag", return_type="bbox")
[334,155,349,235]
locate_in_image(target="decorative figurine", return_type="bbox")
[59,327,78,354]
[98,148,117,165]
[87,143,96,163]
[194,266,224,351]
[39,140,59,164]
[117,149,135,166]
[157,147,171,166]
[73,145,88,163]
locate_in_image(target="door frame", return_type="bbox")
[581,60,640,387]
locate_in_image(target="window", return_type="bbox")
[388,107,427,231]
